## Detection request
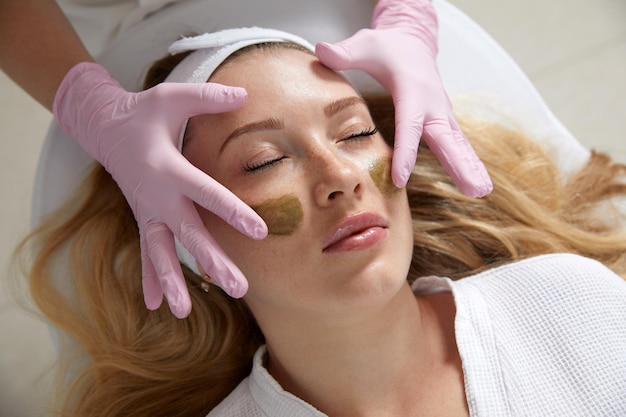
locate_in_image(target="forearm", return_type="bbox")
[0,0,93,110]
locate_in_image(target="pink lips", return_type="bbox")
[323,212,388,253]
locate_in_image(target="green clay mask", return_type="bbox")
[369,158,401,198]
[251,194,304,236]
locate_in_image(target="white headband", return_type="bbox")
[167,27,314,277]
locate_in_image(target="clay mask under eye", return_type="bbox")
[250,194,303,236]
[369,158,401,197]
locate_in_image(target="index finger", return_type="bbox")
[169,155,268,240]
[391,95,426,187]
[422,119,492,198]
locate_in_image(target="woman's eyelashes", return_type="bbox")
[241,126,379,174]
[242,154,287,173]
[340,126,379,143]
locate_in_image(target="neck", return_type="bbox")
[256,283,465,417]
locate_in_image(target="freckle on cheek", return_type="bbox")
[250,194,304,236]
[369,158,401,198]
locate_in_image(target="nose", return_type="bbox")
[312,149,363,207]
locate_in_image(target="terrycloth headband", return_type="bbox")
[167,27,314,277]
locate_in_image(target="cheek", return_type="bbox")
[197,208,284,279]
[250,194,304,236]
[368,157,402,198]
[196,193,306,279]
[199,205,309,308]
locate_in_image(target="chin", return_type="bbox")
[323,255,412,310]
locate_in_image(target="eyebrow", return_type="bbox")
[324,96,368,117]
[219,96,368,154]
[219,117,284,153]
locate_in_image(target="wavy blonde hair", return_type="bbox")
[16,45,626,416]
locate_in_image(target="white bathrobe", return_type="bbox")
[208,254,626,416]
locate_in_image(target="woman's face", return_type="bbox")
[183,46,414,318]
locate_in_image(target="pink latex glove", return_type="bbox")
[53,62,268,318]
[316,0,493,197]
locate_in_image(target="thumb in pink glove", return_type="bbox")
[53,62,268,318]
[316,0,492,197]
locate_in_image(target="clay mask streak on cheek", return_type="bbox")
[250,194,304,236]
[369,158,401,197]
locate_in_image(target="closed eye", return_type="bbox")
[341,127,379,142]
[242,155,287,173]
[241,127,378,173]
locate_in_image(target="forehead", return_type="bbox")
[182,47,366,153]
[208,46,359,104]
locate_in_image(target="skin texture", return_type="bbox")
[369,157,402,198]
[250,194,304,236]
[183,48,413,314]
[249,157,399,237]
[182,48,468,416]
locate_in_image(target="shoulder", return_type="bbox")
[453,255,626,414]
[415,253,626,333]
[460,253,626,302]
[454,254,626,334]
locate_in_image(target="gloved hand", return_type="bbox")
[316,0,493,197]
[53,62,268,318]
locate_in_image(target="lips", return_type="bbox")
[322,212,388,253]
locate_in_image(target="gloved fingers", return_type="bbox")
[391,95,425,188]
[140,232,164,311]
[140,82,248,118]
[422,118,493,198]
[144,223,193,318]
[315,29,379,72]
[175,208,249,299]
[173,160,267,240]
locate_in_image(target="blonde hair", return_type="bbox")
[16,47,626,416]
